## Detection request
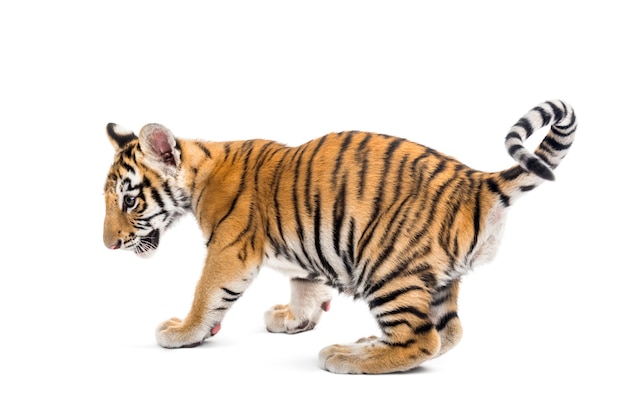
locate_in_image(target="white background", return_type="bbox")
[1,1,624,412]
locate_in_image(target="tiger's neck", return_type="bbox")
[174,138,287,226]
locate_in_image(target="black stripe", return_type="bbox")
[226,149,280,251]
[137,210,168,224]
[305,136,327,214]
[394,154,409,196]
[196,142,212,159]
[189,167,198,195]
[507,143,525,157]
[365,261,431,299]
[194,183,209,215]
[381,339,417,348]
[239,140,256,163]
[505,131,522,142]
[216,181,244,228]
[533,105,552,127]
[525,157,555,181]
[332,178,347,257]
[356,138,403,262]
[431,291,452,308]
[222,287,242,296]
[332,132,353,186]
[140,176,164,209]
[368,242,431,299]
[430,159,447,179]
[224,204,258,252]
[377,305,429,320]
[419,272,437,288]
[342,218,356,274]
[215,146,252,229]
[514,117,534,138]
[535,150,558,168]
[486,178,510,207]
[436,311,458,331]
[542,135,572,151]
[223,143,231,161]
[438,178,466,258]
[205,231,214,247]
[360,195,414,286]
[546,101,564,123]
[253,143,282,193]
[121,177,138,192]
[355,133,372,197]
[291,146,317,271]
[378,319,413,329]
[420,166,456,245]
[550,125,577,138]
[314,193,338,278]
[269,151,290,258]
[161,180,178,208]
[414,322,435,335]
[411,150,432,174]
[500,165,524,180]
[108,123,137,148]
[368,285,425,310]
[120,160,136,175]
[467,180,482,258]
[122,142,137,160]
[554,110,577,131]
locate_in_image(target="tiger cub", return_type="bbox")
[103,100,576,374]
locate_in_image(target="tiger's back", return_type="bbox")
[265,132,503,289]
[103,100,576,374]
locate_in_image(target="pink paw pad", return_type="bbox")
[210,322,221,336]
[321,300,331,312]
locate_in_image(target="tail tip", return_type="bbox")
[526,158,555,181]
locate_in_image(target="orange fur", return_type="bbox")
[103,100,576,373]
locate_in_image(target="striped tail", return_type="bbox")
[505,100,577,181]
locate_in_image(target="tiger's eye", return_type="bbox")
[124,195,136,209]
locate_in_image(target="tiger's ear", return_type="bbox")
[106,123,137,151]
[138,123,181,175]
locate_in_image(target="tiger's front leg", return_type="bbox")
[264,278,333,334]
[156,235,262,349]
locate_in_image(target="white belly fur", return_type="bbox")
[468,204,507,269]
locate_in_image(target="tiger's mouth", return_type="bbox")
[135,229,160,257]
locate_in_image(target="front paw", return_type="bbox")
[155,317,210,349]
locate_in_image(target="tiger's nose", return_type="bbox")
[108,239,122,250]
[103,223,122,250]
[104,231,122,250]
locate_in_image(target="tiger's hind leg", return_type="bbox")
[431,279,463,357]
[319,279,440,374]
[264,278,333,334]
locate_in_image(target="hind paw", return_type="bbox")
[264,303,324,334]
[265,279,332,334]
[319,338,381,374]
[319,332,440,374]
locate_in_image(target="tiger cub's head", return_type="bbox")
[103,123,189,257]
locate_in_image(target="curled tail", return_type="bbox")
[505,100,577,181]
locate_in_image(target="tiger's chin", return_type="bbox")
[134,229,160,258]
